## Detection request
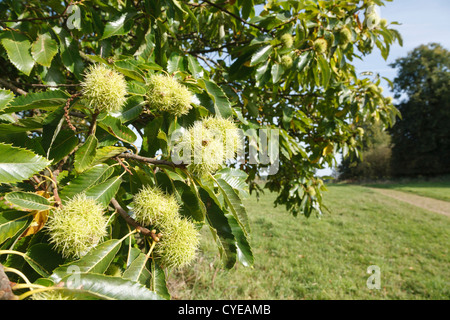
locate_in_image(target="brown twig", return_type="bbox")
[110,198,160,242]
[51,173,62,208]
[117,153,187,169]
[0,78,27,96]
[0,1,74,23]
[114,157,133,175]
[8,81,80,88]
[87,110,99,136]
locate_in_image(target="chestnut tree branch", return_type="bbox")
[117,153,186,169]
[0,78,28,96]
[110,198,160,242]
[201,0,267,33]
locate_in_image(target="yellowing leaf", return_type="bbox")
[322,143,334,156]
[21,209,49,237]
[21,191,51,237]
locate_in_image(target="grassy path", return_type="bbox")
[168,185,450,300]
[366,178,450,202]
[368,188,450,217]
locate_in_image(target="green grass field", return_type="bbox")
[366,177,450,202]
[168,185,450,300]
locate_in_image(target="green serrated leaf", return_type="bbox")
[25,243,64,277]
[0,31,35,76]
[214,168,249,198]
[199,188,237,269]
[98,116,137,144]
[59,164,114,202]
[85,174,122,207]
[47,129,79,164]
[0,210,32,245]
[74,135,98,173]
[213,177,251,237]
[123,253,151,286]
[296,51,311,72]
[186,55,203,78]
[31,34,58,67]
[199,79,232,118]
[318,55,331,88]
[5,191,52,211]
[0,89,15,111]
[50,239,123,283]
[118,96,145,123]
[167,52,185,74]
[102,10,138,39]
[173,180,205,222]
[0,143,51,184]
[4,90,70,113]
[54,27,84,79]
[151,259,170,300]
[59,273,161,300]
[0,121,43,135]
[271,63,284,84]
[92,146,127,166]
[226,214,253,267]
[250,45,272,66]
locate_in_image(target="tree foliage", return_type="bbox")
[0,0,400,300]
[338,121,392,180]
[389,43,450,176]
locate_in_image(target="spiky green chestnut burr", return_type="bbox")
[281,55,293,69]
[280,33,294,48]
[132,185,180,227]
[202,116,242,160]
[46,194,107,259]
[181,121,226,176]
[146,74,193,116]
[367,83,379,94]
[155,217,200,269]
[385,96,393,104]
[313,38,328,54]
[339,27,352,45]
[81,64,127,113]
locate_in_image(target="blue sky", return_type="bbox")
[354,0,450,97]
[318,0,450,176]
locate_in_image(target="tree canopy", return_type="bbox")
[0,0,400,300]
[390,43,450,176]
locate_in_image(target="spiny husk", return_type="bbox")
[313,38,328,54]
[81,64,127,113]
[146,74,193,116]
[281,55,293,69]
[46,194,107,259]
[201,116,242,160]
[155,217,200,269]
[178,121,225,176]
[132,185,180,227]
[280,33,294,48]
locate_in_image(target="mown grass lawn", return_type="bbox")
[168,185,450,300]
[366,177,450,202]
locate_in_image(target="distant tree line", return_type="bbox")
[338,43,450,180]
